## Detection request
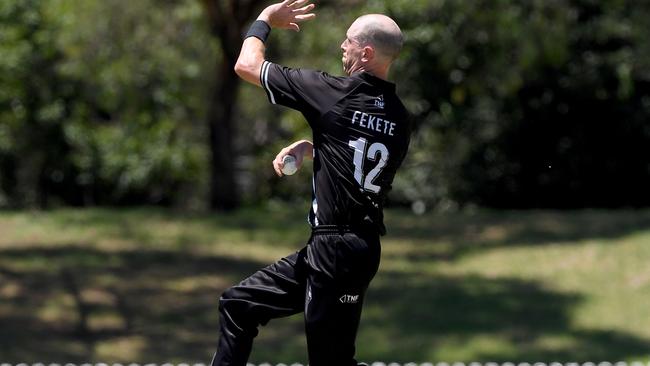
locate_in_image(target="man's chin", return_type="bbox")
[343,63,354,76]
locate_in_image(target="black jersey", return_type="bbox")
[261,61,412,235]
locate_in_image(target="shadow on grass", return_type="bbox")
[0,244,268,363]
[43,207,310,245]
[386,209,650,261]
[2,243,650,363]
[361,271,650,362]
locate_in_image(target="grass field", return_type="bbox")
[1,207,650,363]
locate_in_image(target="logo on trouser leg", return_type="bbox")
[339,294,359,304]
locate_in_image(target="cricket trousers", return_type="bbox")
[211,225,381,366]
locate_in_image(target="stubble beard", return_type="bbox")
[342,55,355,76]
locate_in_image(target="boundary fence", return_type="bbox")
[3,362,650,366]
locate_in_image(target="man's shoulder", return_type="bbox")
[305,68,360,90]
[391,95,410,117]
[271,63,352,84]
[269,62,376,94]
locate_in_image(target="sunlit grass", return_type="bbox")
[1,207,650,363]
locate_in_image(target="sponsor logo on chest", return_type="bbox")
[375,94,385,109]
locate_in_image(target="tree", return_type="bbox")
[372,0,650,209]
[200,0,267,211]
[0,0,76,208]
[1,0,211,208]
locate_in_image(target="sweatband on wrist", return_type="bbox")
[245,20,271,43]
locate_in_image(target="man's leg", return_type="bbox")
[304,230,381,366]
[211,247,308,366]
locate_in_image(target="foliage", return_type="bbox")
[369,0,650,209]
[0,0,74,207]
[0,0,213,207]
[1,0,650,209]
[55,0,214,206]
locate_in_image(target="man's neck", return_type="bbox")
[348,65,389,81]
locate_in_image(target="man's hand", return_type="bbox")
[258,0,316,32]
[273,140,313,177]
[234,0,316,86]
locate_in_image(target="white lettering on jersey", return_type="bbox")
[350,111,396,137]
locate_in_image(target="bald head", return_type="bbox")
[349,14,404,61]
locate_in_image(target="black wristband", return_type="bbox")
[245,20,271,43]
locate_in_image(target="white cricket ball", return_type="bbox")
[281,154,298,176]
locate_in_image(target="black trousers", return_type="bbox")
[211,226,381,366]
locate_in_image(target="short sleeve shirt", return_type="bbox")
[261,61,412,235]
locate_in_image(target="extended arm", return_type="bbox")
[234,0,316,87]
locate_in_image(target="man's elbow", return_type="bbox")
[234,60,262,86]
[234,61,258,83]
[233,61,247,79]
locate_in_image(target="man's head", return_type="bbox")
[341,14,404,79]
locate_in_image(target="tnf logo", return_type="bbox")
[339,294,359,304]
[374,95,385,109]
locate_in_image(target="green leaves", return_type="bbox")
[1,0,649,209]
[0,0,213,207]
[376,0,650,209]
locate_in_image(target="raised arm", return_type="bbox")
[234,0,316,87]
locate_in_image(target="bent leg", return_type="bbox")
[212,248,308,366]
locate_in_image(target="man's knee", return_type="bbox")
[218,287,233,309]
[218,286,260,333]
[218,286,243,315]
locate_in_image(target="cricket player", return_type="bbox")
[211,1,412,365]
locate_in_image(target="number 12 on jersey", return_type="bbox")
[348,137,389,194]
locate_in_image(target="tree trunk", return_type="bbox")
[207,57,239,210]
[201,0,265,211]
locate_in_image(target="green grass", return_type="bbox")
[1,207,650,363]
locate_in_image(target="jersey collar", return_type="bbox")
[354,72,396,92]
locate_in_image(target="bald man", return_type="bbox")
[210,1,412,365]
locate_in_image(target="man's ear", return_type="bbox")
[362,45,375,63]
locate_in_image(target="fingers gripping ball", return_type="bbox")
[281,154,298,176]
